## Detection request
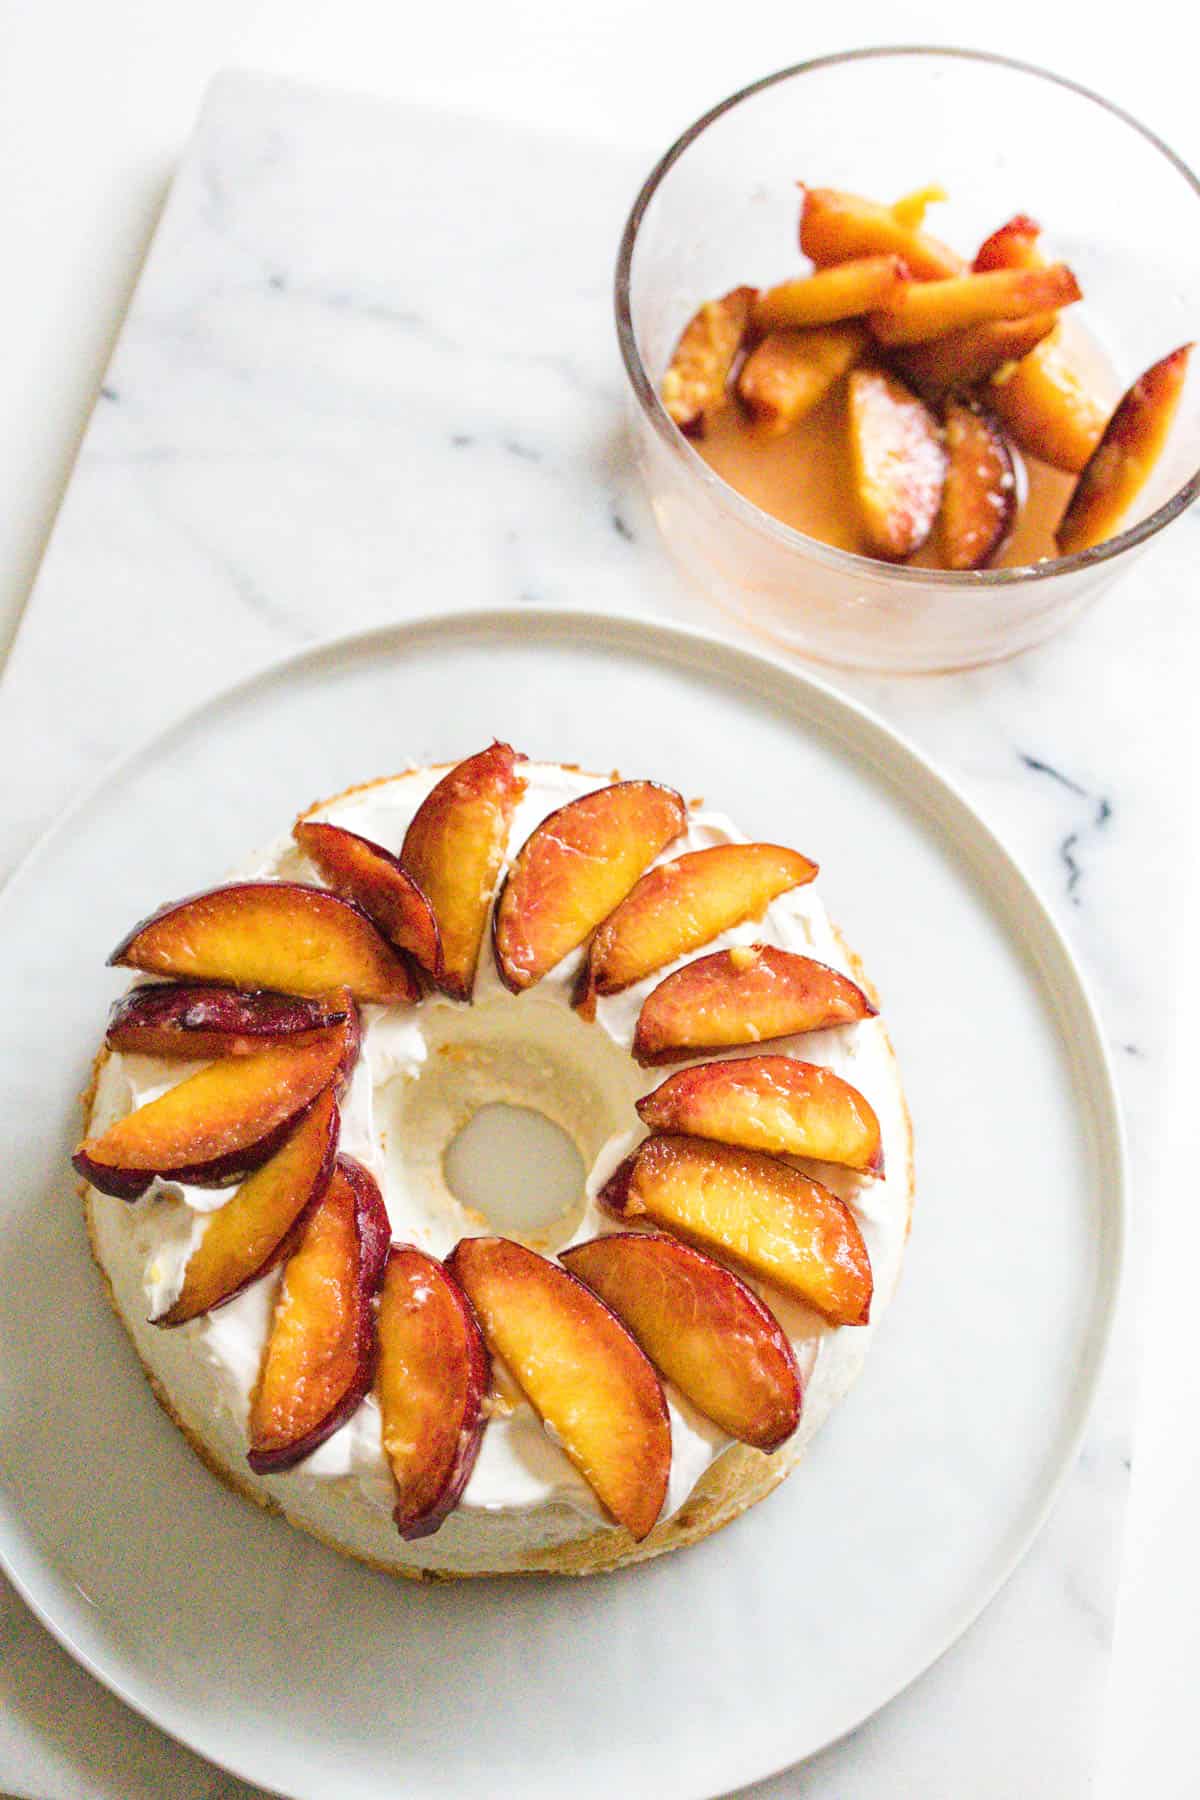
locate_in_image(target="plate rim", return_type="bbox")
[0,603,1127,1797]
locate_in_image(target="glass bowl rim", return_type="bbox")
[613,43,1200,589]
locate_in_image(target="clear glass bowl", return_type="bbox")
[615,48,1200,673]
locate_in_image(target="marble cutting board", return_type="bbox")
[0,67,1188,1800]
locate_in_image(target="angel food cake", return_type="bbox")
[76,745,914,1577]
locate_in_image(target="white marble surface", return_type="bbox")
[0,48,1193,1800]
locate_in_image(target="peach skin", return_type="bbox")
[376,1245,490,1539]
[661,287,757,435]
[493,780,686,992]
[110,882,417,1005]
[400,742,527,1001]
[447,1236,670,1540]
[600,1134,873,1327]
[1057,344,1192,553]
[156,1088,340,1325]
[247,1156,390,1473]
[633,945,876,1066]
[561,1233,802,1451]
[636,1055,884,1174]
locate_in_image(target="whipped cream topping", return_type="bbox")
[86,762,912,1573]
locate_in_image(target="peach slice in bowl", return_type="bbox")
[616,48,1200,670]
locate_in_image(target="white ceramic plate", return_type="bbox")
[0,609,1123,1799]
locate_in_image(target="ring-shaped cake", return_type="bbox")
[78,747,913,1577]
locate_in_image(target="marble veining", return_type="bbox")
[1017,751,1115,905]
[0,67,1179,1800]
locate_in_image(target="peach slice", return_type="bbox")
[847,367,946,560]
[376,1245,490,1538]
[1056,344,1192,553]
[580,844,818,1007]
[493,780,686,992]
[105,983,352,1060]
[633,945,875,1066]
[400,742,527,1001]
[972,215,1109,473]
[869,264,1081,347]
[74,1025,352,1200]
[110,882,417,1005]
[889,185,947,231]
[938,399,1018,570]
[661,286,757,435]
[294,820,441,978]
[446,1236,670,1540]
[736,323,867,436]
[972,213,1043,273]
[637,1056,883,1174]
[600,1135,872,1326]
[991,334,1110,473]
[752,256,909,333]
[247,1156,390,1473]
[799,185,964,279]
[896,314,1057,399]
[560,1233,802,1451]
[155,1086,340,1325]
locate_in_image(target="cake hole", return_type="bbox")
[444,1103,587,1240]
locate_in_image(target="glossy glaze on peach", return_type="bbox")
[248,1156,390,1473]
[157,1088,341,1325]
[581,843,817,1005]
[75,1027,350,1198]
[633,945,875,1066]
[494,780,686,992]
[294,819,442,978]
[636,1055,884,1174]
[376,1246,490,1539]
[111,882,418,1004]
[400,741,527,1000]
[602,1134,873,1327]
[447,1236,671,1540]
[561,1233,802,1451]
[105,983,352,1061]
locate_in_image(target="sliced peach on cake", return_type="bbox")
[446,1236,670,1540]
[493,780,686,992]
[400,742,527,1001]
[1056,344,1192,553]
[600,1135,872,1326]
[74,1023,352,1199]
[938,400,1017,570]
[247,1156,390,1473]
[294,819,441,978]
[637,1056,883,1174]
[560,1233,802,1451]
[110,882,417,1005]
[376,1245,490,1538]
[661,286,757,435]
[155,1086,340,1324]
[105,983,353,1060]
[633,945,875,1066]
[846,367,946,560]
[580,844,817,1008]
